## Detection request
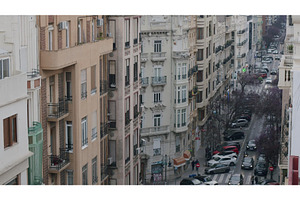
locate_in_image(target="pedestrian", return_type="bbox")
[251,176,254,185]
[191,160,195,171]
[196,160,200,174]
[254,176,258,184]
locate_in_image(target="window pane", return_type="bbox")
[3,59,9,78]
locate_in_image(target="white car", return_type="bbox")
[208,156,237,167]
[266,77,272,84]
[212,152,237,159]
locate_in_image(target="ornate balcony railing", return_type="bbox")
[47,98,68,119]
[151,76,167,86]
[49,148,70,172]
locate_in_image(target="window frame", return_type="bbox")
[154,40,162,53]
[0,57,10,80]
[65,121,73,152]
[81,116,88,148]
[3,114,18,149]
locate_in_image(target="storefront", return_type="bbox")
[151,161,163,184]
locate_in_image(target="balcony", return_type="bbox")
[100,80,108,95]
[101,163,109,181]
[49,148,70,173]
[140,125,170,137]
[47,98,69,121]
[151,52,167,62]
[151,76,167,86]
[141,77,149,87]
[141,53,148,63]
[172,51,189,59]
[40,38,113,70]
[100,122,108,139]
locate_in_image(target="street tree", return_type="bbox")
[237,72,256,94]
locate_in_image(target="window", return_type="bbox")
[197,91,203,103]
[78,20,82,44]
[134,92,139,118]
[82,164,88,185]
[91,111,97,141]
[206,47,208,58]
[125,97,130,126]
[66,121,73,151]
[177,86,181,103]
[134,56,138,82]
[133,129,138,156]
[182,63,187,79]
[91,65,96,94]
[91,20,95,42]
[197,28,204,40]
[108,20,116,49]
[182,86,187,103]
[197,70,203,82]
[177,63,181,80]
[176,63,187,80]
[125,59,130,86]
[109,60,116,88]
[153,114,161,127]
[181,108,186,126]
[153,138,161,156]
[154,40,161,52]
[81,69,87,99]
[209,62,211,75]
[67,170,73,185]
[0,58,10,79]
[177,109,181,127]
[125,19,130,47]
[108,101,116,128]
[125,135,130,164]
[133,18,138,44]
[154,92,161,103]
[48,28,53,51]
[197,49,203,61]
[92,157,98,184]
[3,114,17,148]
[66,72,72,101]
[176,135,180,152]
[125,173,130,185]
[108,140,116,167]
[66,21,69,48]
[81,117,88,148]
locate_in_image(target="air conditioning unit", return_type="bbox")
[58,21,67,30]
[97,19,103,27]
[136,148,141,154]
[108,157,113,165]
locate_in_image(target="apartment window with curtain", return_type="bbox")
[91,65,96,94]
[181,108,186,126]
[134,56,138,82]
[153,138,161,156]
[67,170,73,185]
[125,135,130,164]
[91,111,97,141]
[175,135,180,152]
[154,40,161,52]
[125,58,130,86]
[82,164,88,185]
[3,114,17,148]
[92,157,98,184]
[81,69,87,99]
[197,49,203,61]
[125,97,130,126]
[81,116,88,148]
[65,121,73,151]
[125,19,130,48]
[109,60,116,88]
[134,92,139,118]
[133,18,138,44]
[0,58,10,79]
[66,72,72,101]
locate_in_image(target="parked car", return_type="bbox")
[205,163,230,174]
[241,157,254,170]
[246,140,257,150]
[224,131,245,141]
[266,77,272,84]
[213,146,239,155]
[262,59,272,64]
[273,50,278,54]
[257,179,278,185]
[194,175,218,185]
[207,156,237,167]
[180,178,202,185]
[221,141,241,150]
[228,174,244,185]
[254,161,268,176]
[235,115,251,122]
[257,153,266,162]
[230,119,249,128]
[275,56,280,60]
[270,69,277,75]
[212,151,237,159]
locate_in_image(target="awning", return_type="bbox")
[173,156,186,168]
[183,150,191,160]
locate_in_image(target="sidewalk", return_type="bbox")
[167,146,207,185]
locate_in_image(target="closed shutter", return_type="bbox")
[3,118,10,148]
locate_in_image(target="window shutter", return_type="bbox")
[3,118,10,148]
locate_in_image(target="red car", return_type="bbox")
[213,146,239,155]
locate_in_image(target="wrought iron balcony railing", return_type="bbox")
[47,98,69,119]
[49,148,70,172]
[151,76,167,86]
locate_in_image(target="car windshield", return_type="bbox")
[258,163,266,167]
[249,140,255,144]
[204,177,212,182]
[214,157,220,161]
[243,157,251,162]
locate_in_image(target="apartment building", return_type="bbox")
[38,15,113,185]
[106,16,141,185]
[0,16,33,185]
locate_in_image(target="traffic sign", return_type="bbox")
[269,166,274,171]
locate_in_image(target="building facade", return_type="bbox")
[106,16,142,185]
[0,16,33,185]
[38,15,113,185]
